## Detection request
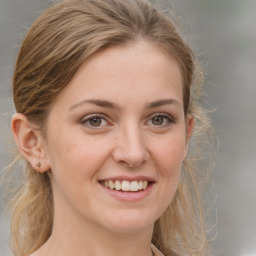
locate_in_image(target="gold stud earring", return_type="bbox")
[37,162,41,168]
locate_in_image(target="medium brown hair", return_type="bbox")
[8,0,213,255]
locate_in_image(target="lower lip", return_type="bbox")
[99,183,154,201]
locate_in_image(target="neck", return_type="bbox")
[34,206,154,256]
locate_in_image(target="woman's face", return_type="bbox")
[43,41,192,234]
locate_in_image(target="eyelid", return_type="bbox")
[146,112,175,126]
[80,113,110,128]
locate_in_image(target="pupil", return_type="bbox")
[153,116,163,125]
[90,117,101,127]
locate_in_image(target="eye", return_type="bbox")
[80,114,108,128]
[148,113,174,127]
[152,115,165,126]
[88,117,103,127]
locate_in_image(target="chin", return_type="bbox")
[100,210,157,234]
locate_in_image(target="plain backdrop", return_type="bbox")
[1,1,256,256]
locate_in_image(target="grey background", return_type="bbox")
[0,0,256,255]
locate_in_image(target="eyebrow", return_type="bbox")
[69,99,120,111]
[69,98,182,111]
[146,99,182,109]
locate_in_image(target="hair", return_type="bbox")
[7,0,214,255]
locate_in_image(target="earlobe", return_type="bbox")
[186,115,194,142]
[11,113,50,172]
[184,114,194,156]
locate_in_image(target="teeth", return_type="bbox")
[130,181,138,191]
[109,180,115,189]
[143,181,148,190]
[102,180,149,192]
[138,180,143,190]
[122,180,130,191]
[115,180,122,190]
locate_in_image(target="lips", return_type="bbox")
[99,177,155,201]
[102,180,149,192]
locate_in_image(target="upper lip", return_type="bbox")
[98,176,155,183]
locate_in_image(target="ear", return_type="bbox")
[184,114,194,156]
[11,113,50,172]
[186,114,194,142]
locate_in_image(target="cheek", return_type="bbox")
[150,133,186,177]
[47,132,112,180]
[46,136,110,202]
[149,134,186,218]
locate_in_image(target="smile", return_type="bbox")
[101,180,149,192]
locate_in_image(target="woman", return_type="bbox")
[8,0,213,255]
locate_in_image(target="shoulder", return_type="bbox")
[151,244,165,256]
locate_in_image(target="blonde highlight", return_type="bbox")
[7,0,214,255]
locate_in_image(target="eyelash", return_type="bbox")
[79,113,175,129]
[80,114,109,129]
[147,113,174,127]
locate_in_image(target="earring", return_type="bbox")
[37,162,41,168]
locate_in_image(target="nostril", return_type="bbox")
[112,134,150,167]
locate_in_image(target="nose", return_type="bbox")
[112,124,149,168]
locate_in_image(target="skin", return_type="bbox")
[12,41,193,256]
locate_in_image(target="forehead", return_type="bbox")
[52,41,183,110]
